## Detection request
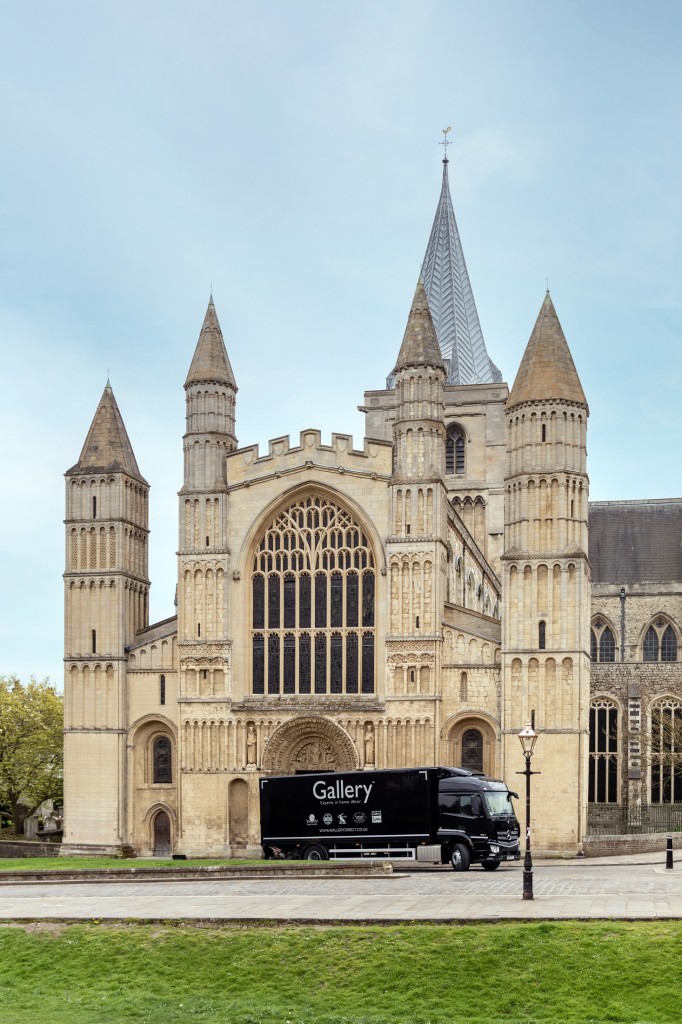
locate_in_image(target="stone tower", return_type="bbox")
[386,279,447,752]
[177,297,238,851]
[63,382,149,852]
[501,293,590,853]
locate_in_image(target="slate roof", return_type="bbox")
[508,292,587,410]
[185,296,236,388]
[393,277,445,374]
[589,500,682,584]
[66,382,146,482]
[421,158,502,386]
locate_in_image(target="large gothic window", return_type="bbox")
[643,620,678,663]
[591,619,616,663]
[251,495,376,696]
[589,700,618,802]
[651,698,682,803]
[445,424,465,475]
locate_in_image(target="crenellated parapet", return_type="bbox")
[225,429,393,488]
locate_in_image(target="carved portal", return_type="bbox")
[261,717,359,775]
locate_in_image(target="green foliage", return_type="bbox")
[0,922,680,1023]
[0,676,63,833]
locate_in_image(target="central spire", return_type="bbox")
[421,146,502,386]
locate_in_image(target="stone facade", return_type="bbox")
[61,167,682,859]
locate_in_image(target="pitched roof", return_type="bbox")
[508,292,587,409]
[393,277,445,374]
[421,158,502,386]
[589,500,682,584]
[66,382,146,482]
[185,296,237,388]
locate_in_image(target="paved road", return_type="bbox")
[2,856,682,921]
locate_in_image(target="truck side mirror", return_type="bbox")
[508,791,519,800]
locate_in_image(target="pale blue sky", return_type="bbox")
[1,1,681,684]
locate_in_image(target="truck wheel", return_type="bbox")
[481,861,501,871]
[302,844,329,861]
[450,844,470,872]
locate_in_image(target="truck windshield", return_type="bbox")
[483,791,515,817]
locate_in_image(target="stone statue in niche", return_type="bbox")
[364,722,375,767]
[246,722,257,769]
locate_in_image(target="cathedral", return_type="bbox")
[62,154,682,858]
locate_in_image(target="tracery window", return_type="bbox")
[251,495,375,695]
[445,424,465,475]
[643,620,678,663]
[589,699,618,802]
[591,619,616,663]
[153,736,172,784]
[651,698,682,803]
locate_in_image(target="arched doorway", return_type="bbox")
[152,810,172,856]
[262,717,359,775]
[229,779,249,847]
[444,715,497,777]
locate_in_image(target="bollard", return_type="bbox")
[666,833,674,870]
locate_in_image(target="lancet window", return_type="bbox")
[251,495,376,696]
[461,728,483,773]
[591,619,616,663]
[643,620,678,663]
[588,699,618,802]
[445,424,465,475]
[153,736,172,784]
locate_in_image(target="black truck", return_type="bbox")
[260,766,520,870]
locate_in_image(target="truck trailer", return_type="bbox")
[260,766,520,870]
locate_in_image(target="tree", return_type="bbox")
[0,676,63,834]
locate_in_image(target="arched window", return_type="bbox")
[251,495,375,695]
[538,621,546,650]
[651,698,682,803]
[461,728,483,773]
[662,626,678,662]
[589,699,618,802]
[591,619,616,663]
[643,619,678,663]
[445,425,465,475]
[643,626,659,662]
[153,736,172,784]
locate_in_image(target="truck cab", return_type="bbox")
[437,769,520,871]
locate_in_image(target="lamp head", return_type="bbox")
[518,721,537,756]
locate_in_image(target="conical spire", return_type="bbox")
[185,296,236,388]
[66,381,146,481]
[421,157,502,386]
[508,292,587,409]
[393,277,445,374]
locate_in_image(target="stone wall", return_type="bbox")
[0,840,61,858]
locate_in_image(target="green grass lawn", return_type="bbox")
[0,921,679,1023]
[0,856,265,871]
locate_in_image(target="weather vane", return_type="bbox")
[440,126,452,160]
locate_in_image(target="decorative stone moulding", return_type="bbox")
[261,716,359,775]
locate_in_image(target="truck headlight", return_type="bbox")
[490,844,500,854]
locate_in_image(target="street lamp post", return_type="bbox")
[517,722,539,901]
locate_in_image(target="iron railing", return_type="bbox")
[588,803,682,835]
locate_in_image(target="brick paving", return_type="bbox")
[1,855,682,921]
